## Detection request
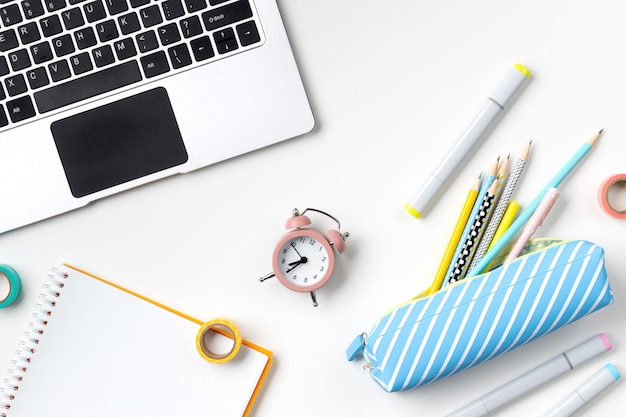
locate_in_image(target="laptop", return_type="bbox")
[0,0,314,233]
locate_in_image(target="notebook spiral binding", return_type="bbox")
[1,268,68,416]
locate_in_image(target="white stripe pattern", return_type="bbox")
[361,240,613,392]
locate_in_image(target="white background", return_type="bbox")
[2,0,625,415]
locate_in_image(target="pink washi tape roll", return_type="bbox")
[598,174,626,218]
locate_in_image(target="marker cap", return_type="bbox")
[542,364,620,417]
[565,333,611,368]
[489,64,529,108]
[577,363,620,401]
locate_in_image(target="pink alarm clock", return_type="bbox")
[260,208,349,306]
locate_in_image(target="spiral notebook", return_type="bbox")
[0,264,272,417]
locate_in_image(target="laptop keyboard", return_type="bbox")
[0,0,263,128]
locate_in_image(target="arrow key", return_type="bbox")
[189,35,214,62]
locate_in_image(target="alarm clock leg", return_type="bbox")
[259,272,275,282]
[310,291,318,307]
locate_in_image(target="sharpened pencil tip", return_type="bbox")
[589,129,603,147]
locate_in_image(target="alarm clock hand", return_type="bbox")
[286,257,308,273]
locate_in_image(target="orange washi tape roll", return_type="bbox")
[598,174,626,218]
[195,318,242,364]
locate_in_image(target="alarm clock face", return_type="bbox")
[272,229,336,292]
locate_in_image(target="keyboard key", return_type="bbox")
[135,30,157,52]
[1,4,23,26]
[92,44,114,67]
[162,0,183,20]
[83,0,106,23]
[139,4,162,28]
[48,58,71,81]
[26,66,49,89]
[104,0,127,15]
[17,22,42,44]
[52,33,75,56]
[95,19,118,42]
[140,50,169,77]
[74,26,97,49]
[213,28,237,54]
[157,22,179,46]
[34,60,142,113]
[113,37,136,60]
[40,15,63,37]
[6,95,36,122]
[0,29,19,52]
[180,15,202,38]
[69,51,92,74]
[189,35,213,61]
[129,0,148,8]
[118,12,140,35]
[7,48,32,71]
[30,40,54,63]
[45,0,66,12]
[0,56,9,75]
[213,27,233,43]
[202,0,252,31]
[21,0,45,19]
[184,0,205,13]
[5,73,28,96]
[61,7,85,30]
[208,0,229,5]
[167,43,191,69]
[236,20,259,46]
[0,105,8,127]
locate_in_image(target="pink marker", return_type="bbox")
[504,187,560,264]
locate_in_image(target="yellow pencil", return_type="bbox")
[428,174,481,295]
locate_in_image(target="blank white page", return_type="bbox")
[4,264,270,417]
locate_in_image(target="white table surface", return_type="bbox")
[1,0,625,415]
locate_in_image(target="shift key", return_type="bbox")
[202,0,253,31]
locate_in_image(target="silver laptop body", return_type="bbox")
[0,0,314,233]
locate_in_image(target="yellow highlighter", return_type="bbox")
[488,200,520,251]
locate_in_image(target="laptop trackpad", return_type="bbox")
[51,87,188,198]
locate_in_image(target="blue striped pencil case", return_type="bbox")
[345,239,614,392]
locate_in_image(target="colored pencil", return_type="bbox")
[440,157,500,288]
[428,174,481,295]
[467,130,603,278]
[448,178,499,284]
[470,142,531,269]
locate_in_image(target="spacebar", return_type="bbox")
[34,61,143,114]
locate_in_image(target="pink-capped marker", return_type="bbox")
[445,334,611,417]
[504,187,560,264]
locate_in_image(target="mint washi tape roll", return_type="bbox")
[0,264,21,308]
